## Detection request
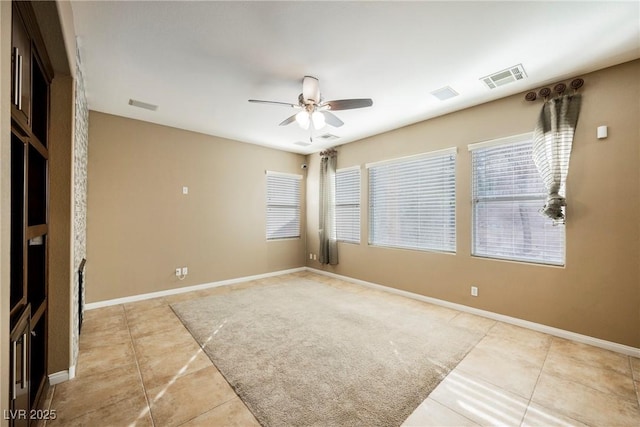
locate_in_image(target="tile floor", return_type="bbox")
[43,271,640,426]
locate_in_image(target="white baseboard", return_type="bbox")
[306,267,640,358]
[85,267,306,310]
[49,370,69,385]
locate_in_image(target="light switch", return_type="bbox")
[182,186,189,194]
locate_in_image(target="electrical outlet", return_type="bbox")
[182,267,188,276]
[175,268,182,277]
[182,186,189,194]
[471,286,478,297]
[309,253,313,260]
[313,254,317,260]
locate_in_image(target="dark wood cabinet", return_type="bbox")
[9,1,52,423]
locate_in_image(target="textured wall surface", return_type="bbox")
[71,45,89,367]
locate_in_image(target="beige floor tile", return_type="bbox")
[449,313,496,334]
[521,402,589,427]
[163,290,200,305]
[47,393,152,427]
[531,372,640,426]
[76,340,136,377]
[180,397,260,427]
[488,322,552,353]
[402,397,480,426]
[548,337,631,376]
[635,381,640,407]
[124,296,168,316]
[81,307,128,335]
[428,370,529,426]
[543,349,637,401]
[79,322,132,350]
[137,342,213,390]
[133,324,200,363]
[50,363,145,423]
[148,365,237,427]
[82,305,125,324]
[194,285,232,298]
[455,343,544,399]
[127,305,186,339]
[631,357,640,381]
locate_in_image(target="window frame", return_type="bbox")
[335,166,361,244]
[366,147,457,254]
[265,171,302,241]
[469,133,566,266]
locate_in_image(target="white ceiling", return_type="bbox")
[70,1,640,155]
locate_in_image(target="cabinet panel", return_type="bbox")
[31,57,48,147]
[10,306,31,427]
[30,313,47,409]
[27,234,46,311]
[11,3,31,129]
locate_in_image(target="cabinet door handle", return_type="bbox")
[22,333,28,389]
[13,47,20,106]
[12,340,17,400]
[17,54,23,111]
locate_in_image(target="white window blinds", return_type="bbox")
[266,172,301,240]
[367,148,456,253]
[335,167,360,243]
[470,135,565,265]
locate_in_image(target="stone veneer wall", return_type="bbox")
[71,45,88,368]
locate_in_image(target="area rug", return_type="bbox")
[171,278,483,426]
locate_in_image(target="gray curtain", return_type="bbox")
[532,94,581,224]
[319,149,338,265]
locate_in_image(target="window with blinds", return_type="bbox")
[470,134,565,265]
[336,167,360,243]
[367,148,456,253]
[266,171,301,240]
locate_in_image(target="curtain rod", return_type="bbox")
[525,78,584,102]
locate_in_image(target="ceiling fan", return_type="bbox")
[249,76,373,130]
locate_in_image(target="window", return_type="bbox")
[470,134,565,265]
[335,167,360,243]
[367,148,456,253]
[266,171,301,240]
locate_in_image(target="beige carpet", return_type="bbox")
[171,278,483,426]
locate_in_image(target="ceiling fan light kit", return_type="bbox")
[249,76,373,135]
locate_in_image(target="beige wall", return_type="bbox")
[1,1,12,423]
[86,112,306,302]
[306,60,640,348]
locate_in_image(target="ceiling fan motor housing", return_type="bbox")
[302,76,321,104]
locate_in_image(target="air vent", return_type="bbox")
[128,99,158,111]
[481,64,527,89]
[293,141,311,147]
[317,133,340,141]
[430,86,459,101]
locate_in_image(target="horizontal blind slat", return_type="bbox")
[369,149,456,253]
[472,139,564,265]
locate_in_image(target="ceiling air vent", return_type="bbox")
[431,86,459,101]
[294,141,311,147]
[128,98,158,111]
[481,64,527,89]
[317,133,340,141]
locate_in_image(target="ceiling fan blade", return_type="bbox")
[279,114,298,126]
[249,99,298,108]
[322,111,344,127]
[324,98,373,110]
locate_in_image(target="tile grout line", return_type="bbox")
[123,304,156,427]
[629,356,640,409]
[517,335,554,426]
